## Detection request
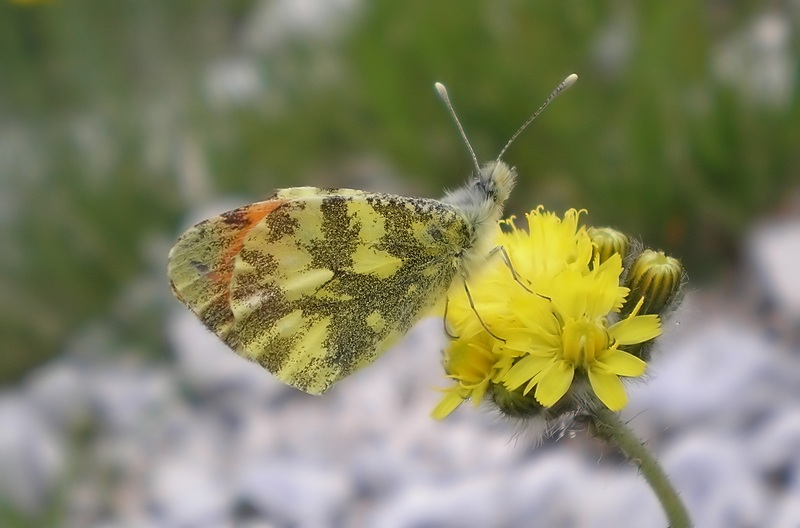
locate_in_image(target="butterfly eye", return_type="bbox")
[474,178,497,200]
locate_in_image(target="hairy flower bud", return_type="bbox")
[623,249,683,317]
[588,227,629,265]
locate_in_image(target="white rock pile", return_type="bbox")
[2,218,800,527]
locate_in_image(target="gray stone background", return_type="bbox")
[2,221,800,527]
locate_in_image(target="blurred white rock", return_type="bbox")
[749,219,800,319]
[26,358,91,432]
[752,408,800,480]
[0,395,65,515]
[625,317,800,432]
[770,480,800,528]
[88,363,177,435]
[663,432,768,528]
[368,451,665,528]
[168,308,288,402]
[237,459,354,528]
[147,454,232,527]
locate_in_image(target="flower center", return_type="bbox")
[561,319,609,368]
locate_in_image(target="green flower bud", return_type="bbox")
[588,227,629,266]
[623,249,683,317]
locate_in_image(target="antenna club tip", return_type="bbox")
[564,73,578,88]
[434,82,448,97]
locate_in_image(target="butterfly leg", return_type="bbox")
[491,245,552,301]
[488,245,533,293]
[463,281,506,342]
[442,297,459,339]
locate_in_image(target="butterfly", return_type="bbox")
[167,74,577,395]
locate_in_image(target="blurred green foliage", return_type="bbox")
[0,0,797,384]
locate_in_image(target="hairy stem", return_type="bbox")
[591,407,692,528]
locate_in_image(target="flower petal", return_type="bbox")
[471,379,491,405]
[610,314,662,344]
[587,369,628,411]
[598,349,647,377]
[502,354,552,390]
[585,254,626,316]
[549,270,587,320]
[534,361,574,407]
[431,391,466,420]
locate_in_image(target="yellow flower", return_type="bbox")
[433,208,663,419]
[430,333,499,420]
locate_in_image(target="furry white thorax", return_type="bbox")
[441,160,517,277]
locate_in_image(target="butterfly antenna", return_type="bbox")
[435,82,482,176]
[495,73,578,162]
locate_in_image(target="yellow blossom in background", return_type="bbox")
[433,208,663,419]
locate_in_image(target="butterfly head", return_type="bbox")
[441,160,516,229]
[476,160,516,208]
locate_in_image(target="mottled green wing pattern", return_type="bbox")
[167,199,286,343]
[167,189,376,349]
[228,190,472,394]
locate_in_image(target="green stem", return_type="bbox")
[591,407,692,528]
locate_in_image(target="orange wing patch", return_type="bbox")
[213,201,284,285]
[167,199,286,344]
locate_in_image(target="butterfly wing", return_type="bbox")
[167,198,286,343]
[167,188,375,340]
[168,188,473,394]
